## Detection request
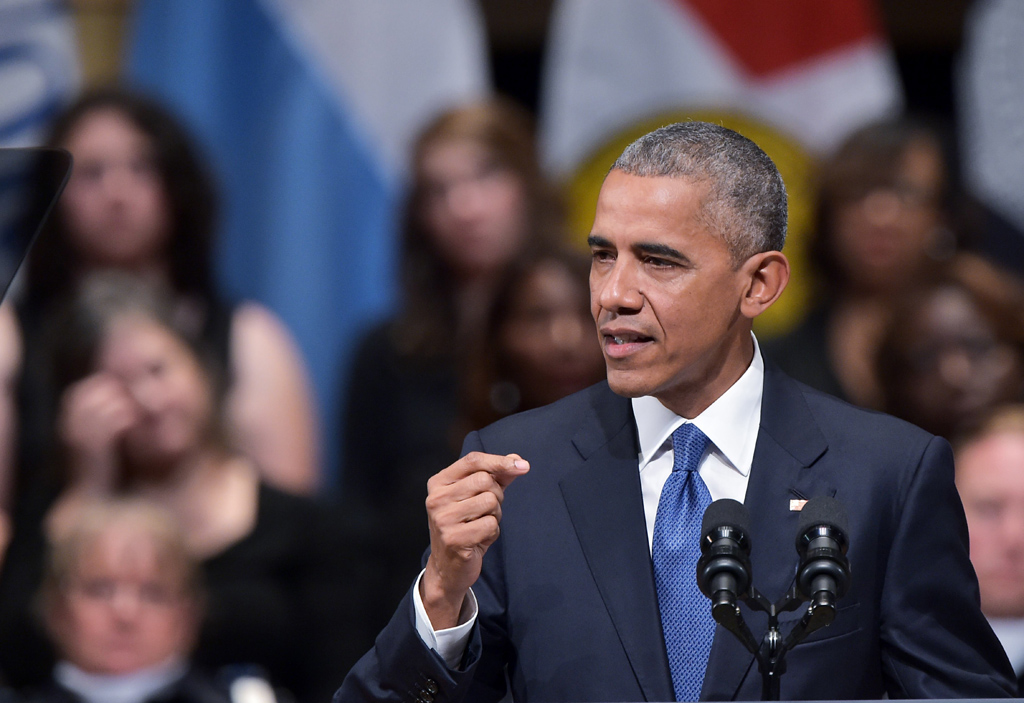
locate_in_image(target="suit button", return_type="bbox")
[424,679,438,695]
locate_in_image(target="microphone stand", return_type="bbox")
[711,583,838,701]
[698,498,849,700]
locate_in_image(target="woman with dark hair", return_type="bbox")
[0,272,349,701]
[460,247,605,433]
[388,97,565,360]
[17,87,319,496]
[763,118,952,409]
[339,98,564,627]
[877,254,1024,439]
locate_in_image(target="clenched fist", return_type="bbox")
[419,451,529,630]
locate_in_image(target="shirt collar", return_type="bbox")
[988,617,1024,675]
[632,334,764,476]
[55,657,187,703]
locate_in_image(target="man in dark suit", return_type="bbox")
[336,122,1015,701]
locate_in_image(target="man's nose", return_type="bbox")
[110,587,142,622]
[596,261,643,313]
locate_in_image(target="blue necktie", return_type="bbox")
[653,423,715,702]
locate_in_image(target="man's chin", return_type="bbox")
[606,374,652,399]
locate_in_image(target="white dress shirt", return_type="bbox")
[413,337,766,667]
[634,336,763,550]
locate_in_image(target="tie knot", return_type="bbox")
[672,423,709,474]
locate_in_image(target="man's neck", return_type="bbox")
[655,330,754,418]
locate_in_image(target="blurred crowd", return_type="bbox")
[0,58,1024,703]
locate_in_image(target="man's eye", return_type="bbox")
[591,250,613,262]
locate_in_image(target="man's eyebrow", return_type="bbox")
[634,241,686,261]
[587,236,689,262]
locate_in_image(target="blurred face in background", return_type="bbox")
[829,139,944,293]
[59,108,171,272]
[892,287,1022,438]
[957,430,1024,618]
[497,260,606,408]
[97,315,214,476]
[418,138,528,279]
[47,524,197,674]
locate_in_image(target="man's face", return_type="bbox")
[957,432,1024,618]
[588,170,756,417]
[49,528,197,675]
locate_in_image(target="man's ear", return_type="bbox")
[739,251,790,320]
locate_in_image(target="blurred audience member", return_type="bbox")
[34,498,243,703]
[878,254,1024,439]
[461,247,605,432]
[764,118,952,409]
[955,406,1024,688]
[18,87,319,497]
[338,98,564,628]
[0,273,346,701]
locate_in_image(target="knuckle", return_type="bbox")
[437,523,458,546]
[426,472,444,492]
[479,491,499,511]
[482,516,500,541]
[470,470,493,492]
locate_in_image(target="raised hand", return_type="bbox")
[56,372,138,493]
[420,451,529,630]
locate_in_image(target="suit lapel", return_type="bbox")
[559,386,675,702]
[703,362,834,700]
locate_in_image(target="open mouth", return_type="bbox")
[605,331,652,344]
[603,332,654,358]
[609,334,650,345]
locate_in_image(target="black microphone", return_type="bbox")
[795,497,851,617]
[697,499,753,624]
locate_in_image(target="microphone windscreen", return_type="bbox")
[701,498,750,539]
[798,496,849,536]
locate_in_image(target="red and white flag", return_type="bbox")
[539,0,903,333]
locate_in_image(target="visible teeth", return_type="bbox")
[613,336,628,344]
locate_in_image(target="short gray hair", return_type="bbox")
[612,121,787,260]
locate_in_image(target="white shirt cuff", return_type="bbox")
[412,569,478,669]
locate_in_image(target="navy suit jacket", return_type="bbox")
[337,364,1015,701]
